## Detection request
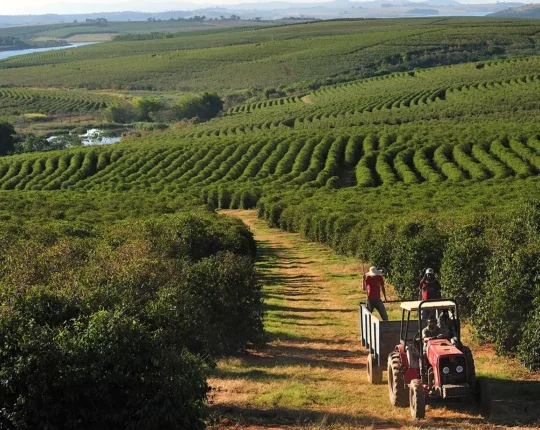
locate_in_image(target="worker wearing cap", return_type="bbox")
[363,266,388,321]
[419,268,441,320]
[419,268,442,301]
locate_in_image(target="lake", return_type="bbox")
[48,129,122,147]
[0,42,96,61]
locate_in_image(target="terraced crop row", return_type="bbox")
[0,87,124,115]
[1,130,540,194]
[224,94,303,115]
[188,70,540,142]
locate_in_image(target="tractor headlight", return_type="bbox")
[456,365,464,373]
[442,366,450,375]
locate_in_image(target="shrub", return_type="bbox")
[0,306,209,430]
[0,208,262,426]
[177,92,223,121]
[104,104,136,124]
[389,222,447,299]
[158,251,263,355]
[518,303,540,371]
[474,202,540,362]
[0,121,15,155]
[440,224,490,317]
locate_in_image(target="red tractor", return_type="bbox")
[387,299,491,419]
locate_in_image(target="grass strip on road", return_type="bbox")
[210,210,539,429]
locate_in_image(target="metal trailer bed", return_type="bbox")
[359,304,415,384]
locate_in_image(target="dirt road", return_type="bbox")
[210,210,539,429]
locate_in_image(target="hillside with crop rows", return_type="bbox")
[0,17,538,429]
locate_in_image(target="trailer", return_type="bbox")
[359,304,415,384]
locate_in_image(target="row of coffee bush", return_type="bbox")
[257,181,540,371]
[0,206,262,428]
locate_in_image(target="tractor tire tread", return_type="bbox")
[462,345,476,387]
[410,379,426,419]
[388,352,409,407]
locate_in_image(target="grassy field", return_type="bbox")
[0,20,271,42]
[1,18,540,91]
[211,210,540,429]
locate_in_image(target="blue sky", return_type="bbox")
[0,0,522,15]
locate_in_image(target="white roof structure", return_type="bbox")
[400,300,456,311]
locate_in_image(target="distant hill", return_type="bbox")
[0,1,528,26]
[489,3,540,17]
[0,11,192,26]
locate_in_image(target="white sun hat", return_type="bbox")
[366,266,382,276]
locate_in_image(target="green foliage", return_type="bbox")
[176,92,223,121]
[473,202,540,356]
[389,223,447,299]
[17,134,49,153]
[104,104,136,124]
[440,225,490,317]
[0,308,209,429]
[0,87,123,117]
[0,201,262,426]
[0,121,15,155]
[257,186,540,371]
[0,20,540,382]
[1,19,539,92]
[135,97,165,121]
[518,305,540,371]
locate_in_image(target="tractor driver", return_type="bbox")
[422,315,449,353]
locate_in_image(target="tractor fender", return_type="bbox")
[397,344,408,367]
[404,368,421,385]
[396,344,420,384]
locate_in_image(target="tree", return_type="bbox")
[198,92,224,120]
[50,134,83,149]
[134,97,164,122]
[0,121,15,156]
[176,92,223,121]
[104,105,136,124]
[21,134,49,153]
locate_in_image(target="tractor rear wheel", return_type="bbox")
[367,353,382,384]
[462,346,476,387]
[474,378,492,418]
[409,379,426,419]
[387,352,408,407]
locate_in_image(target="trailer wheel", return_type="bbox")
[388,352,408,407]
[409,379,425,419]
[475,378,492,418]
[367,353,382,384]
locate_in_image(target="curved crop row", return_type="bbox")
[452,144,490,181]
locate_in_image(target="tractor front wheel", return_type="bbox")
[367,353,382,384]
[475,378,492,418]
[409,379,426,419]
[388,352,408,407]
[462,346,476,387]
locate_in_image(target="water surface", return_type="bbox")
[0,42,96,61]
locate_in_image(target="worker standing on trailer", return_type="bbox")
[419,268,442,320]
[419,268,442,301]
[363,266,388,320]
